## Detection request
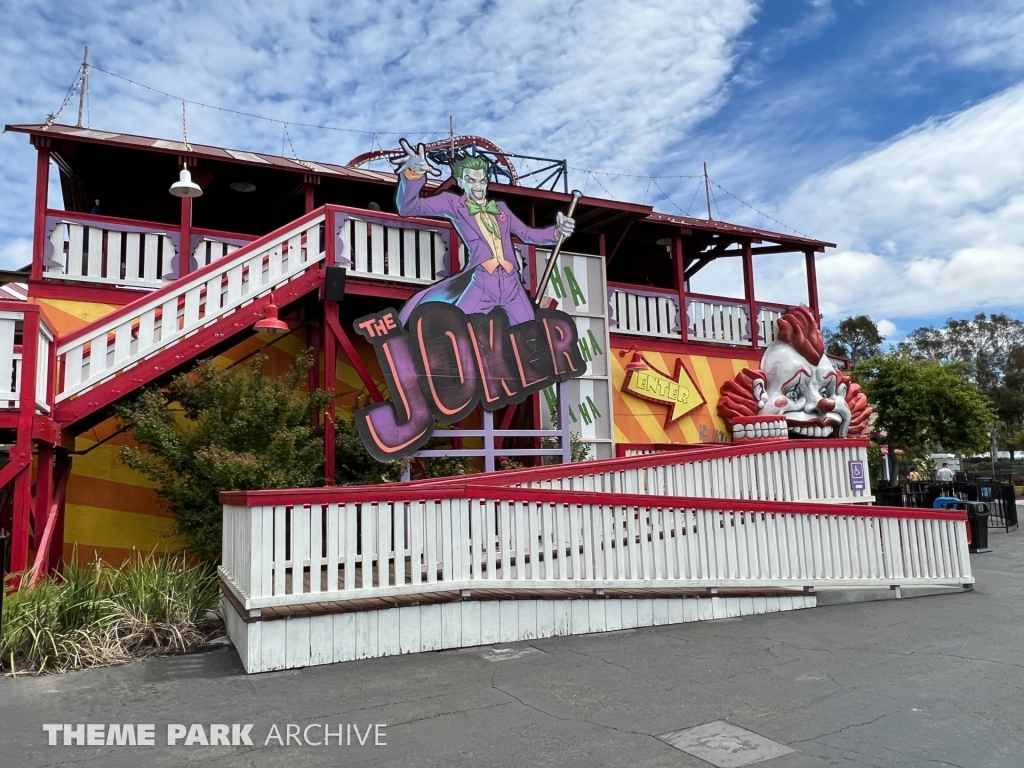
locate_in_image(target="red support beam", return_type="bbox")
[10,309,41,577]
[47,452,72,575]
[179,195,192,277]
[30,142,50,283]
[742,240,759,351]
[805,249,820,320]
[674,234,688,343]
[324,302,337,484]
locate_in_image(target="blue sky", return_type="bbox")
[2,0,1022,341]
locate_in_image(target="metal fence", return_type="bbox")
[875,481,1018,533]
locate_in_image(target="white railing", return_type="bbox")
[687,296,751,345]
[339,214,449,286]
[35,322,53,413]
[55,213,326,404]
[191,234,253,269]
[429,441,873,505]
[608,285,680,339]
[45,213,178,288]
[0,311,22,409]
[220,486,973,611]
[758,305,786,345]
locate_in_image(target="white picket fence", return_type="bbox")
[339,215,449,286]
[54,213,326,404]
[687,297,751,345]
[46,216,178,288]
[608,285,679,339]
[0,311,22,409]
[220,485,972,613]
[0,308,52,412]
[757,305,786,345]
[427,442,873,505]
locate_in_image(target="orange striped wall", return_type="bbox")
[36,296,382,565]
[611,342,753,446]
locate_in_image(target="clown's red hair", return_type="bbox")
[776,305,825,363]
[718,368,765,423]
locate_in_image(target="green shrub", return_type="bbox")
[118,352,330,560]
[1,552,220,675]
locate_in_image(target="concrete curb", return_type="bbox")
[815,585,969,606]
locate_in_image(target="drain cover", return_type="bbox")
[658,721,795,767]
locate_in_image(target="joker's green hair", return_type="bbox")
[450,155,490,182]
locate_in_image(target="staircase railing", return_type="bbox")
[54,209,327,404]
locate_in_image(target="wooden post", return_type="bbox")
[10,310,41,576]
[30,141,50,283]
[324,302,336,484]
[805,249,820,320]
[673,234,688,342]
[47,452,72,573]
[323,208,336,484]
[742,240,758,350]
[179,195,192,277]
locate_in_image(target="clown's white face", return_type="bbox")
[459,168,489,204]
[754,343,852,438]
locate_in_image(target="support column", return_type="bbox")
[673,234,688,342]
[30,140,50,283]
[303,173,319,214]
[324,302,336,484]
[179,195,192,277]
[10,310,41,577]
[47,452,72,574]
[805,249,820,319]
[742,240,758,351]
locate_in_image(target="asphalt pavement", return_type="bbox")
[1,530,1021,767]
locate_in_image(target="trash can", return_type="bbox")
[963,501,991,553]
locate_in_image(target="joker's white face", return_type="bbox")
[459,168,489,204]
[753,343,852,438]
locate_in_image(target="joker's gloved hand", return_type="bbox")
[391,138,442,178]
[555,211,575,239]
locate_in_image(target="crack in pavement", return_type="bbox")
[790,712,893,745]
[486,667,667,747]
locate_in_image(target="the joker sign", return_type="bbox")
[718,306,870,441]
[392,139,575,326]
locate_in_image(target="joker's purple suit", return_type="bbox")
[395,172,559,326]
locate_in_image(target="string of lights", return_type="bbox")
[86,64,448,137]
[52,61,814,237]
[709,179,810,238]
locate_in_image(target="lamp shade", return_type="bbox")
[625,347,648,372]
[254,300,289,334]
[169,168,203,198]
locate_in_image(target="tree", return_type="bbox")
[899,313,1024,453]
[854,353,995,482]
[823,315,885,366]
[118,353,329,560]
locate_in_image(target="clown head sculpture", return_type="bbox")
[718,306,870,441]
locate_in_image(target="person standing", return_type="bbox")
[936,462,955,483]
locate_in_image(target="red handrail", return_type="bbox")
[220,481,964,522]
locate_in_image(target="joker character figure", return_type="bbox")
[392,139,575,326]
[718,306,870,440]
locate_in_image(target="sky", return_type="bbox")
[1,0,1022,342]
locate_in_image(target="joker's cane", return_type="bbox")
[534,190,583,306]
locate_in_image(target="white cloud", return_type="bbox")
[0,0,757,268]
[775,82,1024,320]
[876,319,897,339]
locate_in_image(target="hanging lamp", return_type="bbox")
[624,346,648,372]
[169,168,203,198]
[254,295,289,334]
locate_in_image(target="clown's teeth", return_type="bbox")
[823,426,832,436]
[813,426,822,437]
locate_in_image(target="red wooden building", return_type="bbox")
[0,122,835,580]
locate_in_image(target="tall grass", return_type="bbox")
[1,552,221,675]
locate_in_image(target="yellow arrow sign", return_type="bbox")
[622,356,706,426]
